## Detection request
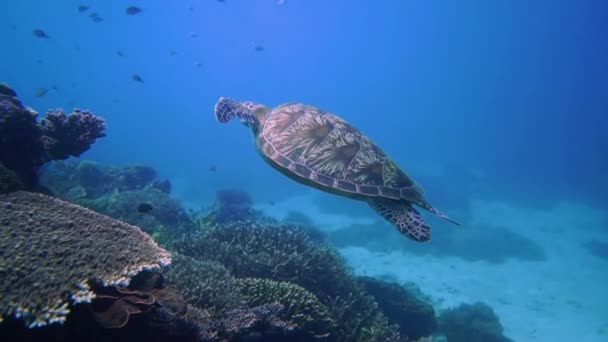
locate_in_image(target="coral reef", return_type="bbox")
[438,302,512,342]
[0,191,171,328]
[203,188,260,224]
[40,160,193,240]
[0,162,23,194]
[237,277,335,338]
[171,220,400,341]
[164,253,244,317]
[358,276,437,340]
[0,83,105,188]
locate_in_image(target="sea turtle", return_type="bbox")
[214,97,460,242]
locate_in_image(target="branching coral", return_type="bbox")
[237,277,335,338]
[358,276,437,340]
[38,109,106,161]
[164,253,244,317]
[0,191,171,328]
[171,220,401,341]
[438,302,512,342]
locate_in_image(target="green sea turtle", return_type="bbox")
[214,97,459,242]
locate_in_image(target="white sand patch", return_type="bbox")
[261,194,608,342]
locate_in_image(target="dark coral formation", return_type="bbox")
[40,160,193,240]
[583,239,608,260]
[0,162,23,194]
[329,221,545,264]
[38,109,106,161]
[438,302,512,342]
[0,191,171,327]
[358,276,437,340]
[0,83,105,188]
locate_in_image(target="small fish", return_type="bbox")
[269,201,276,206]
[126,6,143,15]
[116,50,124,57]
[253,43,264,52]
[169,50,177,56]
[89,12,104,22]
[78,5,90,13]
[137,203,154,213]
[33,29,50,39]
[189,32,199,38]
[194,61,203,68]
[132,74,144,83]
[35,88,48,98]
[209,165,217,172]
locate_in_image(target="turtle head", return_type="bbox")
[214,97,269,130]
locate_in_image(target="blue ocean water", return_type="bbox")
[1,1,607,341]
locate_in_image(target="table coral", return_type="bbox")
[0,191,171,328]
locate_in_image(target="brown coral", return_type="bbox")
[0,191,171,328]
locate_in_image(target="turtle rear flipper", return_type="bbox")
[368,198,431,242]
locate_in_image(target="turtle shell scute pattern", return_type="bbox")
[260,103,421,201]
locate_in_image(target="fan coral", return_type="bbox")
[237,277,335,338]
[0,191,171,328]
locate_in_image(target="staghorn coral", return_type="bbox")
[358,276,437,340]
[171,220,401,341]
[0,83,106,187]
[200,303,294,341]
[0,191,171,328]
[164,253,244,317]
[237,277,335,338]
[438,302,512,342]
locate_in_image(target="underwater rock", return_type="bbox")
[583,239,608,260]
[438,302,513,342]
[0,191,171,328]
[358,276,437,340]
[329,221,546,264]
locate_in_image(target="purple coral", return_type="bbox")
[38,108,106,161]
[0,83,106,187]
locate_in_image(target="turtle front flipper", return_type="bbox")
[214,97,261,127]
[368,198,431,242]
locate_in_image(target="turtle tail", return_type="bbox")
[214,97,258,126]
